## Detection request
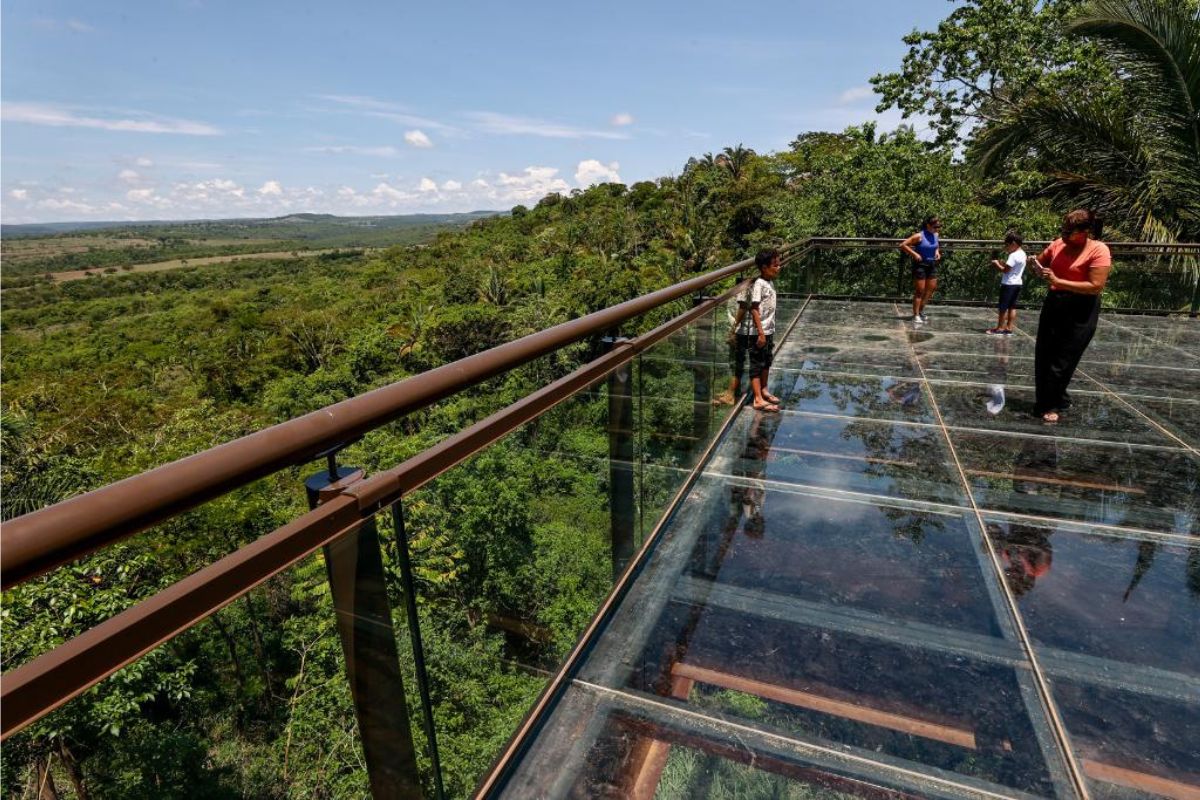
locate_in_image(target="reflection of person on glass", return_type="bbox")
[984,335,1010,416]
[885,381,922,409]
[714,286,751,406]
[1029,209,1112,424]
[734,411,777,539]
[993,523,1053,597]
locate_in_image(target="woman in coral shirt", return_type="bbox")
[1030,209,1111,423]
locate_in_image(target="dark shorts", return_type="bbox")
[998,284,1022,311]
[912,261,938,280]
[729,333,753,381]
[749,334,774,373]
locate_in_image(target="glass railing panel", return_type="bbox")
[0,474,309,673]
[635,302,730,540]
[386,379,624,796]
[0,548,369,797]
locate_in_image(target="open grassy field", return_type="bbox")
[48,248,374,282]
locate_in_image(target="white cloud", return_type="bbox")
[118,169,141,184]
[135,157,154,167]
[418,177,438,193]
[467,111,630,140]
[611,112,634,126]
[2,102,222,135]
[493,166,572,201]
[32,17,94,33]
[471,178,490,189]
[36,197,96,214]
[442,180,462,191]
[838,86,875,105]
[312,94,457,133]
[373,182,407,201]
[126,188,156,202]
[306,145,401,157]
[258,180,283,196]
[404,129,433,148]
[575,159,622,187]
[9,189,29,200]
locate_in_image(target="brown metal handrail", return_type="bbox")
[2,246,806,590]
[0,274,758,739]
[806,237,1200,254]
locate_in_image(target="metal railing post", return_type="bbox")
[306,457,425,800]
[604,337,636,580]
[692,294,715,443]
[390,502,446,800]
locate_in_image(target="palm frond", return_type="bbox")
[1070,0,1200,154]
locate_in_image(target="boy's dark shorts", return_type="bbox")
[749,334,774,373]
[912,261,938,280]
[998,285,1022,311]
[729,333,753,382]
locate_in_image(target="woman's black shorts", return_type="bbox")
[998,284,1022,311]
[912,261,938,280]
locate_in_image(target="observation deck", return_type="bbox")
[2,240,1197,799]
[488,300,1200,800]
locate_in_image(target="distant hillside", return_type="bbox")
[1,211,503,281]
[1,211,501,242]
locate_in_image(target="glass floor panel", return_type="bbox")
[710,410,966,505]
[772,344,919,376]
[486,303,1198,800]
[774,370,934,423]
[951,431,1198,534]
[928,381,1174,446]
[1125,397,1200,449]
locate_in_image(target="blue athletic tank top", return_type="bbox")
[916,228,939,263]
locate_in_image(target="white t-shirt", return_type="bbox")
[737,277,777,335]
[1002,249,1026,286]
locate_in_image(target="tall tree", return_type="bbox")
[871,0,1114,146]
[971,0,1200,242]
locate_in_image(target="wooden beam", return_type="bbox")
[1081,759,1200,800]
[672,662,978,750]
[964,468,1146,494]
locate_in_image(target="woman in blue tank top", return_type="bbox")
[900,215,941,323]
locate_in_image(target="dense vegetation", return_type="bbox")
[2,1,1197,797]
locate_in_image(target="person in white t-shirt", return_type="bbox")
[743,249,782,411]
[987,230,1026,336]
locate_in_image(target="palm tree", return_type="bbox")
[719,144,756,181]
[972,0,1200,243]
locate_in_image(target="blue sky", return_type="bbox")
[2,0,950,223]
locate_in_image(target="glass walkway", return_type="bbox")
[492,300,1200,800]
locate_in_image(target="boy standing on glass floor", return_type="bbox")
[987,230,1027,336]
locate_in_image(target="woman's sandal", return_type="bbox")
[762,392,781,404]
[753,402,781,413]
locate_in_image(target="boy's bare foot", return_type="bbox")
[752,401,780,412]
[712,392,735,407]
[1041,411,1059,424]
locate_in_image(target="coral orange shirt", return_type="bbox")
[1039,238,1112,291]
